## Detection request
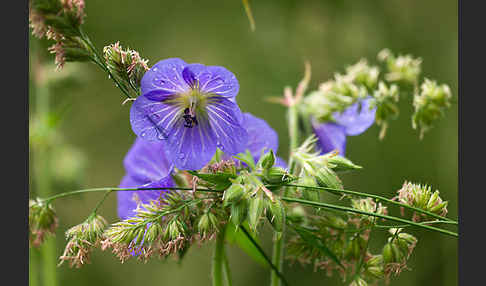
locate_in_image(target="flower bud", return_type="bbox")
[327,155,362,172]
[230,200,248,228]
[345,235,366,259]
[29,199,58,247]
[396,181,448,219]
[378,49,422,84]
[265,198,285,234]
[412,79,452,139]
[248,193,264,231]
[315,166,343,190]
[223,183,245,206]
[259,149,276,170]
[382,243,395,264]
[263,167,295,185]
[103,42,149,89]
[372,81,399,140]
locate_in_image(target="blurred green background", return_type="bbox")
[29,0,457,285]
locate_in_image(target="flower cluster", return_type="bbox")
[412,79,452,139]
[58,214,108,268]
[292,136,361,196]
[103,190,226,263]
[29,199,58,247]
[378,49,422,84]
[29,0,90,70]
[103,42,149,95]
[395,181,448,221]
[382,229,418,281]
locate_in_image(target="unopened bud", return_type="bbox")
[263,167,295,185]
[315,166,343,190]
[248,193,264,231]
[327,155,362,172]
[223,183,245,205]
[265,198,285,234]
[259,150,276,170]
[412,79,452,139]
[230,200,248,228]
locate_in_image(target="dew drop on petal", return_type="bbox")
[178,153,185,159]
[141,131,146,138]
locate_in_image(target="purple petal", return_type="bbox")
[333,97,376,136]
[182,64,239,98]
[123,137,174,184]
[313,121,347,156]
[240,113,279,162]
[130,95,180,141]
[117,175,174,220]
[182,64,206,88]
[206,97,248,156]
[164,111,219,170]
[141,58,189,101]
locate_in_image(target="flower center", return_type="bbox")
[179,89,208,129]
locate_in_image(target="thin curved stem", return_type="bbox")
[43,186,223,203]
[78,28,133,99]
[281,197,458,238]
[280,184,456,223]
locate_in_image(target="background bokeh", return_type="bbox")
[29,0,457,285]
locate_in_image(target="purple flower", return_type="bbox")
[117,138,175,220]
[313,97,376,156]
[130,58,248,170]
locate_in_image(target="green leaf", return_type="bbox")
[225,222,268,268]
[188,171,236,190]
[293,226,344,269]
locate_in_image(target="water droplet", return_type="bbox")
[178,153,185,159]
[141,131,146,137]
[152,114,160,120]
[152,67,158,72]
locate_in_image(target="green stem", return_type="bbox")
[270,103,300,286]
[32,60,58,286]
[374,220,457,229]
[78,28,133,99]
[281,184,456,223]
[271,233,284,286]
[91,190,112,215]
[212,229,226,286]
[281,197,458,238]
[286,105,300,174]
[43,186,223,203]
